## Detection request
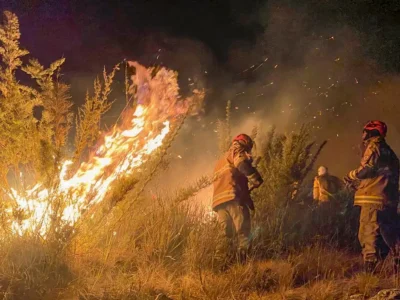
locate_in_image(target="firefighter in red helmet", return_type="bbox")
[344,120,400,272]
[212,134,263,262]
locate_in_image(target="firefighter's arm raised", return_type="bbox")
[347,144,378,181]
[233,148,263,190]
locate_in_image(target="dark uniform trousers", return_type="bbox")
[215,200,251,252]
[358,205,400,262]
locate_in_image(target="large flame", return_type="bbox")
[7,62,203,237]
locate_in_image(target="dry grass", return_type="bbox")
[0,193,397,299]
[0,237,72,300]
[290,245,361,284]
[0,124,394,300]
[0,14,395,298]
[352,273,381,297]
[0,129,395,300]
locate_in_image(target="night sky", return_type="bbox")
[1,0,261,73]
[4,1,400,73]
[2,0,400,178]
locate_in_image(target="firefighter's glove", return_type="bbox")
[248,183,260,192]
[248,172,263,191]
[343,175,352,186]
[343,175,356,191]
[245,152,253,164]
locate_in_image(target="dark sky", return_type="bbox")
[0,0,268,114]
[1,0,263,72]
[2,0,400,72]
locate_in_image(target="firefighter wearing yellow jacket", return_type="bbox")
[212,134,263,261]
[313,166,342,203]
[344,120,400,272]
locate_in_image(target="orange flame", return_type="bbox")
[7,62,203,237]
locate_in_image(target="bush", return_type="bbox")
[0,11,396,300]
[0,237,72,299]
[250,125,326,255]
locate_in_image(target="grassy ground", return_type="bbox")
[1,191,400,300]
[0,123,398,300]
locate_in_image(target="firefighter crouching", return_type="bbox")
[344,120,400,272]
[313,166,342,204]
[212,134,263,262]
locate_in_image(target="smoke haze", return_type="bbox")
[151,2,400,205]
[5,0,400,203]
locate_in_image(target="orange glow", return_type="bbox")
[6,62,201,237]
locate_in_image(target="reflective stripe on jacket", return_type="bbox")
[347,136,399,207]
[212,156,238,208]
[212,142,262,210]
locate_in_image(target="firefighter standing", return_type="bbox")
[212,134,263,262]
[313,166,342,203]
[344,120,400,272]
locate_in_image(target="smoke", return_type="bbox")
[9,0,400,201]
[152,1,400,203]
[212,4,400,178]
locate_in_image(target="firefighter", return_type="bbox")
[311,166,342,235]
[344,120,400,272]
[313,166,342,203]
[212,134,263,262]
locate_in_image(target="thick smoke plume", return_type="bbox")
[152,2,400,206]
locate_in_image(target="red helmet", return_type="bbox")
[233,134,253,151]
[363,120,387,137]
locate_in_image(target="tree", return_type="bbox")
[0,11,73,189]
[0,11,39,188]
[73,65,119,165]
[23,58,73,185]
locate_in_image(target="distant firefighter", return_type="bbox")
[344,120,400,272]
[212,134,263,262]
[313,166,342,203]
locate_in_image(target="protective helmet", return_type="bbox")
[363,120,387,137]
[233,134,253,151]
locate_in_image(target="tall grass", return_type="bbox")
[0,123,397,299]
[0,11,397,299]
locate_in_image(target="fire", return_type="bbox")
[7,62,203,237]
